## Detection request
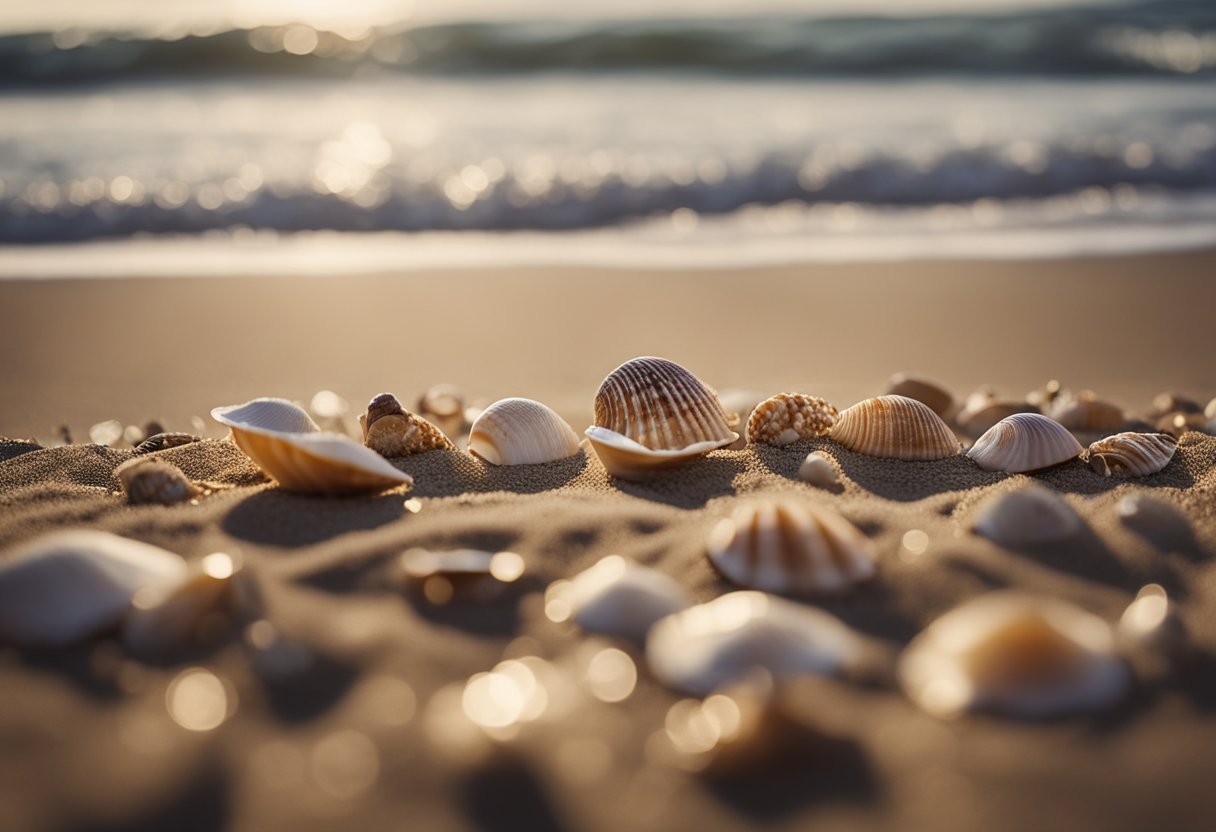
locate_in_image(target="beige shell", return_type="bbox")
[798,451,841,489]
[885,373,954,419]
[966,413,1083,473]
[706,499,875,595]
[123,552,242,655]
[550,555,692,644]
[972,483,1082,546]
[956,397,1040,439]
[416,384,467,439]
[898,592,1128,718]
[1087,432,1177,477]
[360,392,455,457]
[1155,410,1209,437]
[467,398,581,465]
[1050,392,1125,433]
[745,393,838,446]
[115,457,200,506]
[828,395,959,460]
[212,398,413,496]
[1152,392,1204,418]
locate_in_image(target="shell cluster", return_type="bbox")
[829,395,959,460]
[745,393,838,446]
[360,392,455,457]
[967,413,1083,473]
[972,483,1082,546]
[1087,432,1177,477]
[467,398,581,466]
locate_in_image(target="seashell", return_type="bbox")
[972,483,1082,546]
[123,552,243,655]
[360,392,456,457]
[134,432,201,454]
[0,530,187,647]
[114,457,200,506]
[400,549,525,604]
[1087,432,1176,477]
[966,413,1083,473]
[467,398,581,465]
[956,399,1040,440]
[1050,391,1124,433]
[745,393,838,446]
[1118,584,1186,655]
[1116,493,1192,549]
[1151,392,1203,419]
[828,395,959,460]
[549,555,692,643]
[212,397,413,496]
[416,384,467,439]
[1154,410,1209,437]
[1207,397,1216,420]
[585,356,737,481]
[1025,379,1064,410]
[706,499,875,596]
[885,373,953,419]
[898,592,1128,719]
[798,451,841,489]
[646,591,863,696]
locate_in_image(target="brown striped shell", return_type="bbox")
[828,395,959,460]
[360,392,455,457]
[885,373,954,418]
[746,393,838,446]
[1087,432,1177,477]
[966,413,1083,473]
[1050,392,1124,433]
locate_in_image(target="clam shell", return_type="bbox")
[898,592,1128,718]
[745,393,838,446]
[798,451,841,489]
[646,591,863,696]
[1050,393,1124,433]
[885,373,953,419]
[0,531,188,647]
[123,552,242,655]
[972,483,1082,546]
[828,395,959,460]
[553,555,692,644]
[706,499,875,596]
[360,392,456,457]
[115,457,200,506]
[467,398,581,465]
[212,398,413,496]
[966,413,1083,473]
[1087,432,1176,477]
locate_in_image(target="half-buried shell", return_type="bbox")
[745,393,838,446]
[972,483,1082,546]
[467,397,581,465]
[360,392,455,457]
[966,413,1083,473]
[1087,432,1177,477]
[114,457,200,506]
[828,395,959,460]
[885,373,954,419]
[550,555,692,644]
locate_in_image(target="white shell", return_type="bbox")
[798,451,841,488]
[0,531,188,647]
[212,398,413,495]
[972,483,1082,546]
[1118,584,1185,655]
[966,413,1083,473]
[467,398,581,465]
[1087,432,1177,477]
[646,591,863,695]
[707,499,875,595]
[554,555,692,643]
[123,552,241,655]
[898,592,1128,718]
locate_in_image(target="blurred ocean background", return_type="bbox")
[1,0,1215,274]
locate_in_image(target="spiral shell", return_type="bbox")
[1087,432,1177,477]
[885,373,954,418]
[745,393,838,446]
[706,499,875,596]
[467,398,581,465]
[1050,392,1125,433]
[551,555,692,644]
[360,393,456,457]
[972,483,1082,546]
[115,457,200,506]
[966,413,1083,473]
[828,395,959,460]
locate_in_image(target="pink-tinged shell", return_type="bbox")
[966,413,1083,473]
[828,395,959,460]
[1087,432,1176,477]
[467,398,581,465]
[885,373,954,419]
[746,393,838,446]
[1050,393,1124,432]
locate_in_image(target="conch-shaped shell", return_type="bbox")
[123,551,244,655]
[585,356,737,481]
[360,393,455,457]
[467,398,581,465]
[1087,432,1176,477]
[1050,391,1124,433]
[115,457,200,506]
[646,591,863,696]
[548,555,692,644]
[706,499,875,596]
[966,413,1083,473]
[212,398,413,496]
[745,393,838,446]
[828,395,959,460]
[898,592,1128,718]
[972,483,1082,546]
[885,373,953,419]
[798,451,841,489]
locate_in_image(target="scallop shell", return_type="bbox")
[0,530,188,647]
[898,592,1128,718]
[134,432,201,454]
[585,356,737,480]
[646,591,863,696]
[360,392,456,456]
[212,397,413,496]
[552,555,692,644]
[1050,391,1124,433]
[1087,432,1176,477]
[706,499,875,596]
[400,549,525,603]
[966,413,1083,473]
[467,398,581,465]
[798,451,841,489]
[972,483,1082,546]
[745,393,838,446]
[123,552,242,655]
[115,457,200,506]
[828,395,959,460]
[885,373,953,419]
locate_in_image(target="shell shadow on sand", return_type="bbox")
[221,489,409,546]
[608,453,746,509]
[64,760,231,832]
[394,449,588,498]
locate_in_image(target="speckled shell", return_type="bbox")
[123,552,242,655]
[966,413,1083,473]
[885,373,954,418]
[746,393,838,446]
[360,393,456,457]
[1050,392,1124,433]
[556,555,693,644]
[898,592,1128,718]
[1087,432,1176,477]
[467,398,581,465]
[828,395,959,460]
[212,398,413,496]
[707,500,875,596]
[972,483,1082,546]
[115,457,200,506]
[798,451,841,489]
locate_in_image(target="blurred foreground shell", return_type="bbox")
[360,393,455,456]
[123,552,244,655]
[115,457,200,506]
[212,397,413,496]
[898,592,1128,719]
[828,395,959,460]
[0,531,187,647]
[706,499,875,596]
[551,555,692,643]
[745,393,838,446]
[972,483,1082,546]
[1118,584,1187,660]
[400,549,525,604]
[134,432,200,454]
[1050,392,1125,433]
[966,413,1083,473]
[1152,392,1204,419]
[798,451,841,489]
[885,373,953,419]
[467,398,581,465]
[1087,432,1176,477]
[646,592,863,696]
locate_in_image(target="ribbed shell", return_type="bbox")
[467,398,581,465]
[885,373,954,418]
[115,457,200,506]
[1087,432,1177,477]
[1051,395,1125,432]
[361,393,456,456]
[746,393,838,446]
[966,413,1083,473]
[593,356,735,450]
[706,500,875,595]
[972,483,1082,546]
[828,395,959,460]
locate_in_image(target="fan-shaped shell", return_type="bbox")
[212,398,413,496]
[467,398,581,465]
[885,373,953,418]
[552,555,692,644]
[1050,393,1124,433]
[966,413,1083,473]
[745,393,838,446]
[898,592,1128,718]
[1087,432,1176,477]
[115,457,200,506]
[360,392,455,457]
[972,483,1082,546]
[828,395,959,460]
[707,499,875,595]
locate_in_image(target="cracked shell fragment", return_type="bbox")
[966,413,1083,473]
[746,393,838,446]
[467,398,581,465]
[828,395,959,460]
[1087,432,1177,478]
